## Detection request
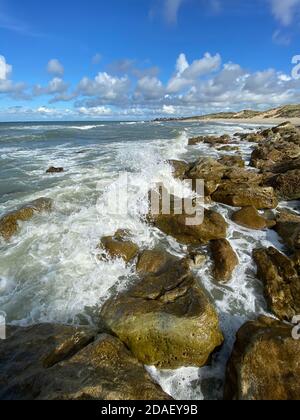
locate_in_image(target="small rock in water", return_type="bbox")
[210,239,239,283]
[232,206,276,230]
[46,166,64,173]
[98,229,139,263]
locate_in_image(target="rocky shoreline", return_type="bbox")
[0,121,300,400]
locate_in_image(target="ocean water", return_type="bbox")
[0,120,293,400]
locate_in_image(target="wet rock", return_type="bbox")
[232,206,276,230]
[212,184,278,209]
[223,168,263,184]
[253,247,300,321]
[0,325,170,400]
[266,169,300,201]
[46,167,64,174]
[149,190,228,245]
[218,155,245,168]
[274,210,300,252]
[217,145,240,152]
[210,239,239,283]
[136,248,177,274]
[100,256,224,369]
[168,160,190,180]
[183,250,207,270]
[188,134,230,146]
[98,230,139,263]
[0,198,53,240]
[188,157,226,195]
[224,316,300,400]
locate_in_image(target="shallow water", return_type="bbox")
[0,119,296,399]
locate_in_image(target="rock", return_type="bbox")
[217,145,240,152]
[267,169,300,201]
[46,167,64,173]
[253,247,300,321]
[223,168,263,184]
[188,135,230,146]
[150,196,228,245]
[184,251,207,270]
[218,155,245,168]
[264,157,300,174]
[188,157,226,195]
[168,160,190,180]
[224,316,300,400]
[274,210,300,252]
[0,324,170,400]
[212,184,278,209]
[210,239,239,283]
[232,206,276,230]
[136,249,177,274]
[98,230,139,263]
[100,256,224,369]
[0,198,53,240]
[250,140,300,171]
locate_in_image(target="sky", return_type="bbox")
[1,0,300,121]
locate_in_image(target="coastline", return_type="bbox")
[170,117,300,125]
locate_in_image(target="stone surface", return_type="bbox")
[0,324,170,400]
[274,210,300,252]
[0,198,53,240]
[99,230,139,263]
[188,135,230,146]
[224,316,300,400]
[168,160,190,180]
[100,254,224,369]
[232,206,276,230]
[210,239,239,283]
[218,155,245,168]
[267,169,300,201]
[46,167,64,174]
[212,184,278,209]
[253,247,300,321]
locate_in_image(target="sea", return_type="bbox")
[0,119,297,400]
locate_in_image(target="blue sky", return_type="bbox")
[1,0,300,120]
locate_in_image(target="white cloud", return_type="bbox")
[33,77,69,96]
[164,0,185,24]
[167,53,221,93]
[47,59,64,76]
[77,72,130,103]
[270,0,300,26]
[0,55,12,80]
[135,76,165,100]
[78,106,112,116]
[162,104,176,114]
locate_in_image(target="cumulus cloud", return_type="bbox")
[0,55,12,80]
[135,76,165,100]
[269,0,300,26]
[77,72,130,103]
[47,59,64,76]
[33,77,69,96]
[167,52,221,93]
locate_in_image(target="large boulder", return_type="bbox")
[0,324,170,400]
[253,247,300,321]
[218,155,245,168]
[267,169,300,201]
[212,184,278,209]
[232,206,276,230]
[210,239,239,283]
[0,198,53,240]
[188,157,226,195]
[250,139,300,171]
[98,230,139,263]
[274,210,300,252]
[151,207,228,245]
[100,252,224,369]
[224,316,300,400]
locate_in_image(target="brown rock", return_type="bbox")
[0,198,53,240]
[100,256,224,369]
[267,169,300,201]
[99,230,139,263]
[212,184,278,209]
[188,134,230,146]
[275,210,300,252]
[232,206,276,230]
[46,167,64,173]
[253,247,300,321]
[224,316,300,400]
[168,160,190,180]
[210,239,239,283]
[136,248,177,274]
[218,155,245,168]
[0,324,170,400]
